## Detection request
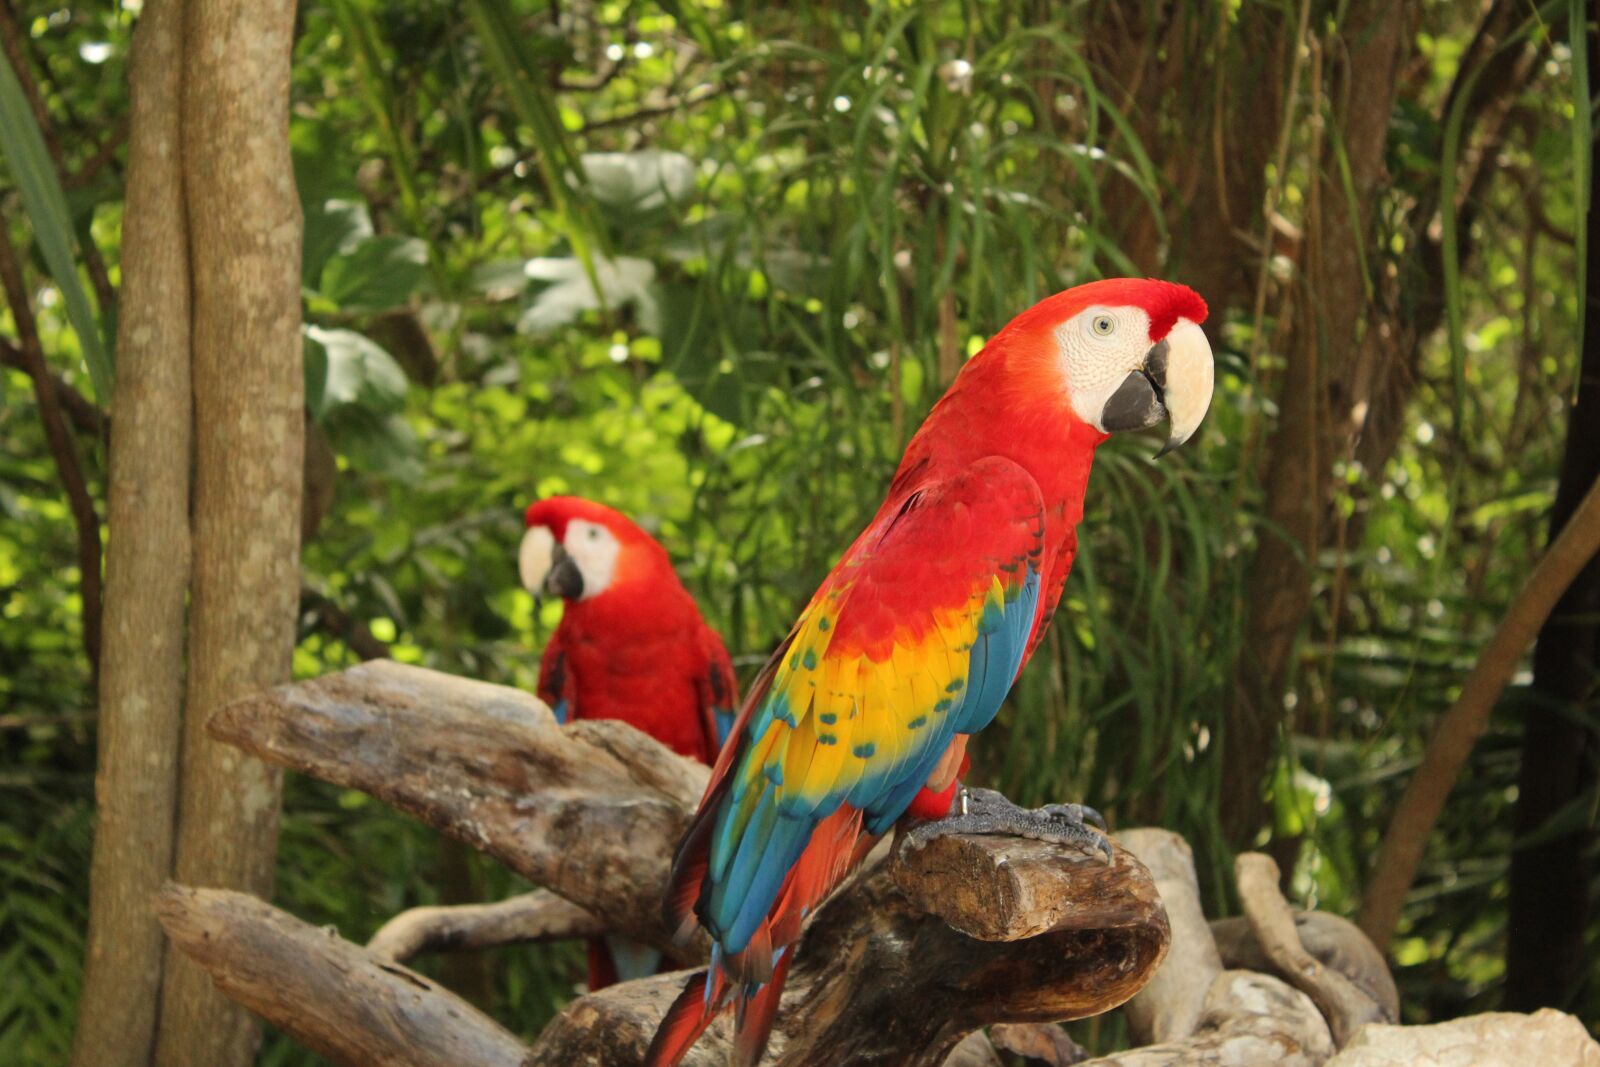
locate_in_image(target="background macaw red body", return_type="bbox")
[539,575,736,767]
[527,497,738,989]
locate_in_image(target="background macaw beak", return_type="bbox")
[519,526,587,601]
[1098,319,1215,457]
[543,544,585,599]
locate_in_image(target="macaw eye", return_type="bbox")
[588,527,601,540]
[1091,314,1116,337]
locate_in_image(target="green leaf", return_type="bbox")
[0,51,112,402]
[303,325,408,418]
[319,235,427,312]
[303,198,373,287]
[580,151,697,212]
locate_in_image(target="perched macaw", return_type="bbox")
[646,279,1214,1066]
[518,496,739,988]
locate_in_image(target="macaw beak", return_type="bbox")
[1098,319,1215,457]
[519,526,585,601]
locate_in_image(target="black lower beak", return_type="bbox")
[544,545,584,599]
[1099,338,1170,435]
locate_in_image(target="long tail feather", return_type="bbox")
[734,948,793,1067]
[643,967,729,1067]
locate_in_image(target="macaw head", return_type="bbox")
[999,277,1214,455]
[518,496,666,603]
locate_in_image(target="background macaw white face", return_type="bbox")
[561,519,621,598]
[1053,306,1213,450]
[518,518,624,602]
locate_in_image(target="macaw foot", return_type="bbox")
[899,787,1114,864]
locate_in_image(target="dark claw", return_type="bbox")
[900,788,1114,864]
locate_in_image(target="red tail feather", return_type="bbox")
[734,949,793,1067]
[643,968,729,1067]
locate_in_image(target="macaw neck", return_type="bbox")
[561,567,698,635]
[895,351,1106,525]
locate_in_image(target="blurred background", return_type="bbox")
[1,0,1595,1061]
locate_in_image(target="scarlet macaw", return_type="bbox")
[646,279,1214,1065]
[518,496,739,988]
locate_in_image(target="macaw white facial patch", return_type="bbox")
[564,519,621,599]
[1053,306,1158,431]
[519,525,556,593]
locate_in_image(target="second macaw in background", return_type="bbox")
[646,278,1216,1066]
[518,496,739,989]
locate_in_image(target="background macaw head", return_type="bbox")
[518,496,670,603]
[1001,278,1214,455]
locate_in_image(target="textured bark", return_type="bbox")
[207,660,704,946]
[68,3,192,1064]
[155,0,303,1061]
[188,661,1171,1066]
[157,886,529,1067]
[1358,474,1600,948]
[1506,10,1600,1009]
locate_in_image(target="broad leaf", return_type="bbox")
[0,51,112,401]
[320,235,427,312]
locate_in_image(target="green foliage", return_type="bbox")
[0,48,111,400]
[0,0,1595,1060]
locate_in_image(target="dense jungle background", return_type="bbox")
[2,0,1598,1062]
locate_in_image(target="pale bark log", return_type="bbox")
[368,890,606,963]
[157,886,528,1067]
[1116,829,1222,1045]
[68,2,191,1064]
[156,0,303,1060]
[1235,854,1385,1046]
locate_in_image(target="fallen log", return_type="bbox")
[173,660,1170,1066]
[156,884,527,1067]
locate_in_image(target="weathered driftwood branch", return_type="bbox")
[1211,912,1398,1025]
[1235,853,1387,1046]
[526,833,1164,1066]
[1116,829,1221,1045]
[368,889,605,964]
[156,884,526,1067]
[1082,830,1335,1067]
[206,660,707,951]
[184,660,1170,1066]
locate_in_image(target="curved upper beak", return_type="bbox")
[519,526,584,601]
[1097,319,1215,457]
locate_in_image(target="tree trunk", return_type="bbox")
[1505,8,1600,1008]
[1225,0,1410,843]
[153,0,303,1061]
[68,2,191,1064]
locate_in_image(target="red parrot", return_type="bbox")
[518,496,739,987]
[646,279,1214,1065]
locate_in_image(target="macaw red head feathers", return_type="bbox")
[520,496,672,602]
[978,278,1214,455]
